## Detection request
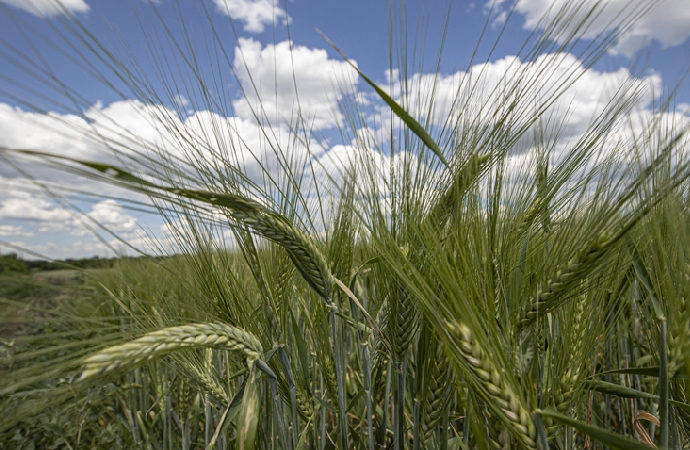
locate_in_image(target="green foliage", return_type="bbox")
[0,254,28,274]
[1,1,689,449]
[538,409,656,450]
[0,275,59,300]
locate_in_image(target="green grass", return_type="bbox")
[1,1,689,448]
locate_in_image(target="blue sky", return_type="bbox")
[0,0,688,260]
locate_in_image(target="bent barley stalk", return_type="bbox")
[158,187,335,304]
[80,322,262,379]
[8,152,336,304]
[224,201,333,302]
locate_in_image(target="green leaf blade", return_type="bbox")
[538,409,656,450]
[316,30,450,169]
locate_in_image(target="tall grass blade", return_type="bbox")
[315,29,450,169]
[238,363,260,450]
[538,409,656,450]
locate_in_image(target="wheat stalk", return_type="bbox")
[669,264,689,377]
[80,322,262,379]
[669,314,689,378]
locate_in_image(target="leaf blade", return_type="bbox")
[316,30,450,169]
[537,409,655,450]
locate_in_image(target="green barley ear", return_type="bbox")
[186,363,232,404]
[80,322,262,379]
[521,212,661,330]
[445,320,537,449]
[389,286,418,362]
[667,260,690,378]
[369,298,390,387]
[426,153,491,227]
[518,230,614,329]
[223,198,333,302]
[420,337,454,441]
[671,311,690,378]
[163,187,333,302]
[519,132,690,329]
[554,296,587,411]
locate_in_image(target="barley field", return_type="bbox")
[0,1,689,449]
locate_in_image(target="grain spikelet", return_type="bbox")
[209,194,332,302]
[519,231,614,329]
[390,288,418,361]
[81,322,262,379]
[427,153,490,226]
[445,321,537,449]
[421,342,454,439]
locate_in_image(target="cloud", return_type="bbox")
[0,98,262,175]
[87,200,137,231]
[232,38,358,130]
[0,96,323,256]
[0,224,34,237]
[384,52,660,142]
[0,0,89,18]
[510,0,690,57]
[212,0,290,33]
[0,101,160,203]
[82,100,185,160]
[0,103,105,162]
[0,95,325,201]
[0,192,74,224]
[173,94,189,109]
[0,189,137,236]
[0,42,685,261]
[354,50,688,215]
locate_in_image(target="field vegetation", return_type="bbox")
[1,0,689,448]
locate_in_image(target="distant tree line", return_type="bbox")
[0,253,29,273]
[0,253,154,273]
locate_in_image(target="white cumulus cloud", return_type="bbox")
[0,178,138,233]
[511,0,690,57]
[88,200,137,231]
[0,224,34,237]
[383,52,661,143]
[0,103,104,161]
[232,38,359,130]
[212,0,290,33]
[0,0,89,18]
[0,192,74,224]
